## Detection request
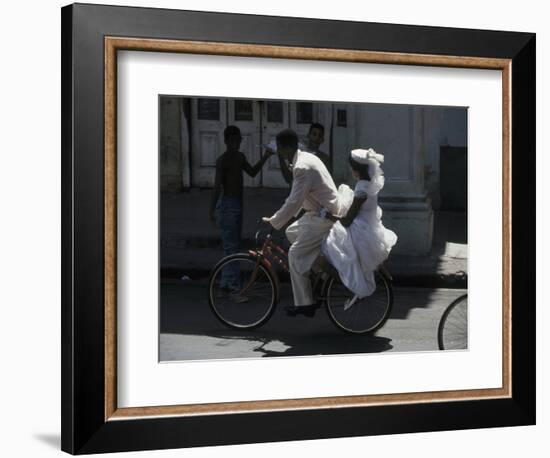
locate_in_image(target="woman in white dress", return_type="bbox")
[321,148,398,298]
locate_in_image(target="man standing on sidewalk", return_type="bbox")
[263,129,348,317]
[303,122,331,172]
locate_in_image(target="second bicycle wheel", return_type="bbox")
[208,254,277,330]
[324,270,393,335]
[437,294,468,350]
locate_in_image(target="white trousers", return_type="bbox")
[285,213,334,306]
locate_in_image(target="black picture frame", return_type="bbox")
[61,3,535,454]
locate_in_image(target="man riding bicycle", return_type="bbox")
[262,129,350,317]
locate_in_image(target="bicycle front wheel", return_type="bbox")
[325,270,393,335]
[438,294,468,350]
[208,254,277,330]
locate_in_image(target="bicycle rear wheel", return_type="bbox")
[324,270,393,335]
[438,294,468,350]
[208,254,277,330]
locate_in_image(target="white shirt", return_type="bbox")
[269,150,345,230]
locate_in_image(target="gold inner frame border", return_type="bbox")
[104,36,512,421]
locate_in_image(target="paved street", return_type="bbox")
[159,278,466,361]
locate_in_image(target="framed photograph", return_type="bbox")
[61,3,536,454]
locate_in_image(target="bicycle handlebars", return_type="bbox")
[257,219,274,235]
[254,219,274,246]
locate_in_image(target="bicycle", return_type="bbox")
[208,221,394,335]
[437,294,468,350]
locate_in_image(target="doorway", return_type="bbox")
[189,97,333,188]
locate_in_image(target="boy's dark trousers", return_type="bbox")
[216,196,243,290]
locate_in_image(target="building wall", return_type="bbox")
[330,103,467,197]
[160,97,190,191]
[329,103,466,254]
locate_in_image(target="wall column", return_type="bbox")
[160,97,184,192]
[354,104,434,255]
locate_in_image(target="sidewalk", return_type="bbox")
[161,189,467,288]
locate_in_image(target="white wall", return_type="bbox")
[0,1,545,457]
[332,104,467,201]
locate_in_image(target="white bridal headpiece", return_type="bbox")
[350,148,385,193]
[350,148,384,165]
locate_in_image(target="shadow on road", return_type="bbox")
[172,327,392,357]
[249,333,393,357]
[389,287,438,320]
[160,279,394,360]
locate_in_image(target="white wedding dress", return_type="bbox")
[322,177,397,298]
